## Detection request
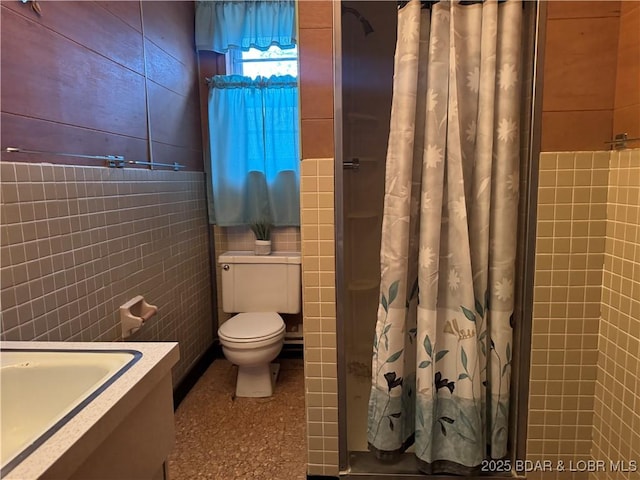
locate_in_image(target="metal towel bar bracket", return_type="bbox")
[4,147,185,171]
[604,133,640,150]
[107,159,185,171]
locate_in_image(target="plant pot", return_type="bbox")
[254,240,271,256]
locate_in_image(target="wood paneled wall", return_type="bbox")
[613,2,640,142]
[541,1,640,152]
[0,1,203,171]
[196,51,225,170]
[298,1,334,159]
[541,1,621,152]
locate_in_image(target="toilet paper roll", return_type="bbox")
[139,306,158,322]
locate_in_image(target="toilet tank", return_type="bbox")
[219,251,301,313]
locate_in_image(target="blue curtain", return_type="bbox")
[195,0,296,53]
[207,75,300,226]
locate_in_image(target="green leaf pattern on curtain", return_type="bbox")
[367,0,522,474]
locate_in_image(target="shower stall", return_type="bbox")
[334,1,545,476]
[338,0,397,456]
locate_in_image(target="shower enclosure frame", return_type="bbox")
[333,1,548,477]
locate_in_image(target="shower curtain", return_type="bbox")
[367,0,522,475]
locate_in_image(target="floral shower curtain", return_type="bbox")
[367,0,522,475]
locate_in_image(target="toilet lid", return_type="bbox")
[218,312,285,342]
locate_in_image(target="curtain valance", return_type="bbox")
[195,0,296,53]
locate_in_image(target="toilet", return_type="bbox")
[218,251,301,397]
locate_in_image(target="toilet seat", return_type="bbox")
[218,312,285,344]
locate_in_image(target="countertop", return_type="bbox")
[0,341,180,480]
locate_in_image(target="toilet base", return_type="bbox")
[235,363,280,397]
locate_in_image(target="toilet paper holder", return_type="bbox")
[120,295,158,339]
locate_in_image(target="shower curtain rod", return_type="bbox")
[205,76,298,87]
[399,0,512,9]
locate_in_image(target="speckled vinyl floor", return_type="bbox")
[168,358,307,480]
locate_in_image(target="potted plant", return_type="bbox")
[250,220,272,255]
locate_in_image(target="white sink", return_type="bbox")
[0,349,140,475]
[0,342,178,480]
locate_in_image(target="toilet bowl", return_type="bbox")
[218,312,286,397]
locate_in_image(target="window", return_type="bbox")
[196,0,299,226]
[226,45,298,78]
[207,48,300,227]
